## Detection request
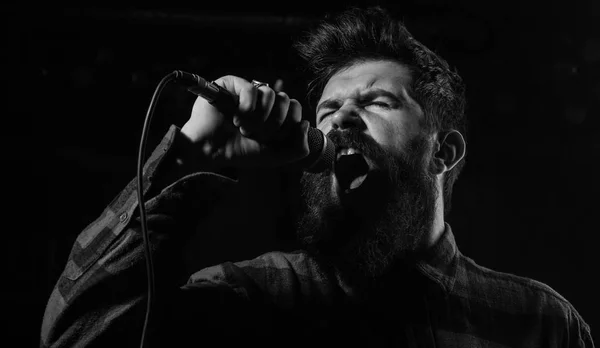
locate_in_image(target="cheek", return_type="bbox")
[316,119,333,135]
[370,121,410,154]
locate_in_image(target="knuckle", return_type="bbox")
[277,91,290,102]
[239,101,253,114]
[241,88,258,113]
[273,113,286,128]
[262,88,277,106]
[289,98,301,110]
[264,88,276,99]
[289,99,302,122]
[277,92,291,113]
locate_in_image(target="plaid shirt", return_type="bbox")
[42,125,594,348]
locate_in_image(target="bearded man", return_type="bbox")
[41,6,594,348]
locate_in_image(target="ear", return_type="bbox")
[430,129,466,175]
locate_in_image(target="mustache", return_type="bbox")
[325,128,432,186]
[326,128,390,168]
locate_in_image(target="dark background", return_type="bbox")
[4,0,599,345]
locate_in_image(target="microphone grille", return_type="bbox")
[305,128,335,173]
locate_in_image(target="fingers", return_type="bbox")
[273,97,300,141]
[284,100,309,159]
[241,85,277,138]
[213,75,303,145]
[212,76,256,126]
[260,91,289,141]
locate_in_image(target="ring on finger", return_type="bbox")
[251,80,269,89]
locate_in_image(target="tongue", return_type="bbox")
[350,173,368,190]
[334,153,370,191]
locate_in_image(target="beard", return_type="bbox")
[294,128,438,283]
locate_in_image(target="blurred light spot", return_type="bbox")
[558,33,574,47]
[553,63,579,80]
[583,39,600,63]
[131,70,149,88]
[564,105,587,125]
[96,47,115,65]
[71,66,94,88]
[273,79,284,92]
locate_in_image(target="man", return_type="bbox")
[41,6,594,347]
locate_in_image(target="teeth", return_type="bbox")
[336,147,361,160]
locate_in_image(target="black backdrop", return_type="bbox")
[4,1,599,345]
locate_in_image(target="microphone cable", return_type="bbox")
[136,70,234,348]
[135,70,330,347]
[136,71,176,348]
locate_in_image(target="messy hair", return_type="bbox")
[294,6,468,217]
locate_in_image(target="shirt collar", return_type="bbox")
[414,222,459,294]
[301,222,460,298]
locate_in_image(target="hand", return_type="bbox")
[180,75,310,170]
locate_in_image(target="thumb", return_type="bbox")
[287,120,311,163]
[261,120,310,168]
[214,75,257,117]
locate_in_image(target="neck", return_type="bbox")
[426,181,446,248]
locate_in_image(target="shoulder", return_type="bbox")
[455,252,571,311]
[452,252,593,343]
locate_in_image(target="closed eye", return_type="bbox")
[366,101,391,109]
[319,102,391,122]
[317,111,335,123]
[371,102,390,107]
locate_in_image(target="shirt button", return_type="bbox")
[119,212,128,223]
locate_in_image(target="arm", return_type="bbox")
[40,125,238,347]
[41,75,309,347]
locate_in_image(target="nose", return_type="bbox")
[331,106,366,131]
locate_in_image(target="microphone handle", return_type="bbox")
[173,70,237,115]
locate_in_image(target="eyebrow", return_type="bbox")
[316,88,406,114]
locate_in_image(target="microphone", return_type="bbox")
[173,70,335,173]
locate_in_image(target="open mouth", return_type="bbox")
[334,147,371,191]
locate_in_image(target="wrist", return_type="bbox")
[173,130,202,172]
[173,130,227,176]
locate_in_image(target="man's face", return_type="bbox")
[295,60,438,280]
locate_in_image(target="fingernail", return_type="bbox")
[240,126,251,137]
[302,120,309,133]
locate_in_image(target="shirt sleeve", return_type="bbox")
[40,125,238,348]
[567,307,595,348]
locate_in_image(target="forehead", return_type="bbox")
[319,60,413,103]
